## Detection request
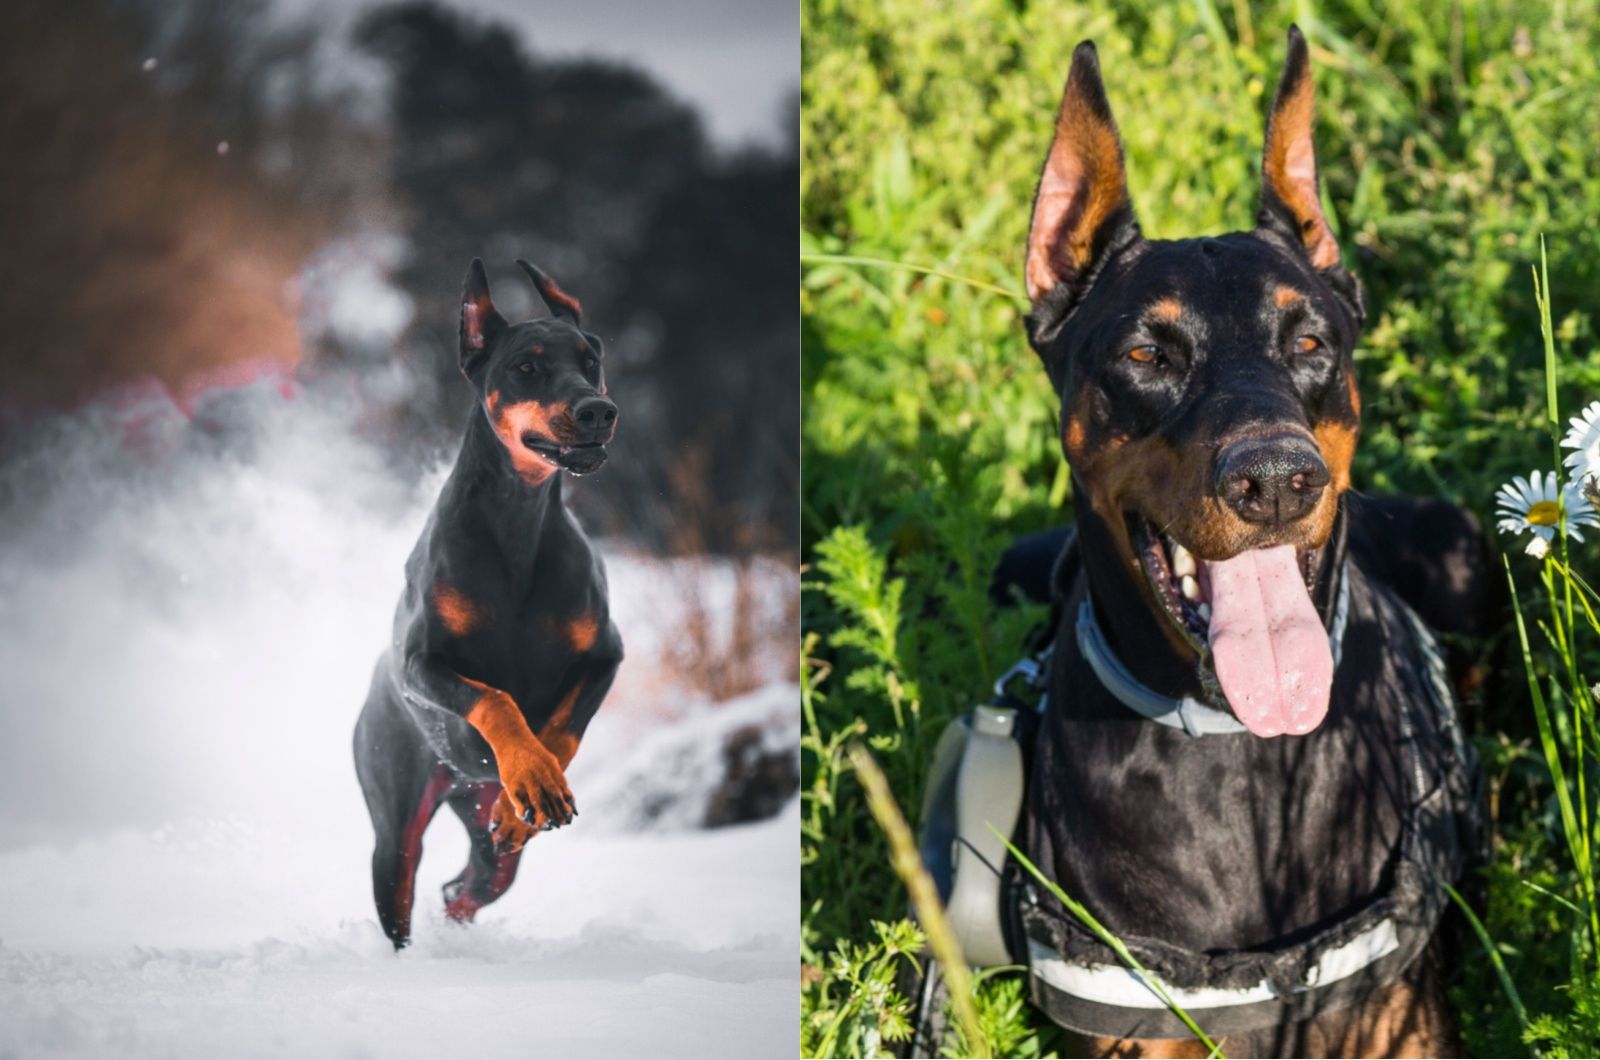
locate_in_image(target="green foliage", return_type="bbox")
[802,0,1600,1056]
[1527,976,1600,1058]
[802,918,926,1059]
[1475,252,1600,1058]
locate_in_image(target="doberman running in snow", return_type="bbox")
[354,258,622,949]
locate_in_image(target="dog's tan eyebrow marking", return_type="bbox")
[1272,284,1305,308]
[1148,297,1184,322]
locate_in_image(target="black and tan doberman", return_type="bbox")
[1010,28,1497,1057]
[354,258,622,949]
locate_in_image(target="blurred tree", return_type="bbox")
[355,2,797,554]
[0,0,372,417]
[0,0,796,555]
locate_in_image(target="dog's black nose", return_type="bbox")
[1215,434,1329,526]
[573,396,618,432]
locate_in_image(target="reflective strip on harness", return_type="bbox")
[1027,917,1399,1011]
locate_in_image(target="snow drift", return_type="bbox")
[0,390,798,1058]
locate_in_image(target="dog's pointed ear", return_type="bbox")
[1258,27,1366,325]
[516,259,582,326]
[1025,42,1140,320]
[1258,26,1341,271]
[460,258,506,376]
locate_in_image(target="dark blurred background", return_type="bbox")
[0,0,797,556]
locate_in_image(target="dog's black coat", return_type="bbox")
[995,26,1498,1054]
[353,259,622,949]
[1009,502,1485,1044]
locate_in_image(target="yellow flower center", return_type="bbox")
[1527,500,1562,526]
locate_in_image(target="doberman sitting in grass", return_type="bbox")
[354,259,622,949]
[1007,28,1497,1057]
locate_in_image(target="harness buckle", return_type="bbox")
[992,645,1052,708]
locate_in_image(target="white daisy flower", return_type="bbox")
[1561,400,1600,486]
[1495,470,1600,549]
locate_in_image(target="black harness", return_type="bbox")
[928,529,1483,1042]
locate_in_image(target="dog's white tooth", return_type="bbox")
[1171,545,1196,578]
[1197,602,1211,622]
[1181,575,1201,601]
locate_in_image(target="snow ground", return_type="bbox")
[0,805,797,1059]
[0,397,798,1058]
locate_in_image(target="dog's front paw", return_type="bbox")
[489,789,539,854]
[497,744,577,835]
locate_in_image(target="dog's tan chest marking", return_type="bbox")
[563,613,599,652]
[432,580,486,637]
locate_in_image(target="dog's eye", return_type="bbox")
[517,362,534,374]
[1127,344,1161,365]
[583,357,599,374]
[1295,335,1324,354]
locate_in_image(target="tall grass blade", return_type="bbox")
[1444,881,1531,1037]
[800,252,1027,304]
[848,743,991,1058]
[995,828,1226,1057]
[1506,559,1585,879]
[1531,241,1600,959]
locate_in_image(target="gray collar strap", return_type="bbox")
[1074,561,1351,738]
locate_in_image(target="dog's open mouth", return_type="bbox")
[1131,516,1333,737]
[522,433,608,475]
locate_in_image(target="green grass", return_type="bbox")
[801,1,1600,1055]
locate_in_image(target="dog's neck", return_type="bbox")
[439,410,570,583]
[1071,488,1351,705]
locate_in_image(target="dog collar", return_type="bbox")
[1074,560,1351,737]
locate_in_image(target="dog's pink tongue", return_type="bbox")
[1203,544,1332,737]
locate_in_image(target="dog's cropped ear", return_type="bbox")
[460,258,507,376]
[516,259,582,326]
[1025,42,1140,334]
[1258,27,1365,326]
[1258,27,1342,272]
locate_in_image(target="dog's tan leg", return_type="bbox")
[1063,1033,1214,1059]
[1296,943,1461,1059]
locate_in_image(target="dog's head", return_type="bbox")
[1024,28,1364,737]
[458,258,617,483]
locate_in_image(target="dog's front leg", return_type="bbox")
[535,653,621,771]
[399,653,574,852]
